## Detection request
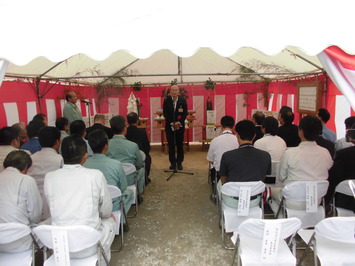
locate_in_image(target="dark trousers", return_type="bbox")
[165,127,184,166]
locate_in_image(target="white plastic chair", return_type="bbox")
[107,185,127,251]
[332,179,355,217]
[0,223,36,266]
[231,217,301,266]
[298,217,355,266]
[33,224,109,266]
[121,162,138,218]
[221,181,265,249]
[270,180,329,229]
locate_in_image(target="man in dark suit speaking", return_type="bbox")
[163,85,188,170]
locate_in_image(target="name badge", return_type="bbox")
[178,108,183,113]
[261,222,281,263]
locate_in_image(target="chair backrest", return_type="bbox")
[121,162,137,176]
[282,180,329,202]
[221,181,265,198]
[315,217,355,244]
[107,184,122,199]
[335,179,355,196]
[33,225,100,252]
[0,223,31,244]
[238,217,301,240]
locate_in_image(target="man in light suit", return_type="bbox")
[163,85,188,170]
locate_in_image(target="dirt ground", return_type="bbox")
[110,144,313,266]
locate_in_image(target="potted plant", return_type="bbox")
[204,77,215,90]
[132,81,142,92]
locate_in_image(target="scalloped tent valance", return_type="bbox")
[1,0,355,64]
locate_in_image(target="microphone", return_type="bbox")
[81,100,92,104]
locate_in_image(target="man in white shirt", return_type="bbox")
[44,135,115,261]
[27,126,63,220]
[0,150,42,253]
[334,116,355,152]
[207,116,239,190]
[271,115,333,210]
[0,126,21,172]
[255,116,287,162]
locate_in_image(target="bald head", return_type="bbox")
[170,85,179,99]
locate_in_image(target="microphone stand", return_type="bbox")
[165,99,193,181]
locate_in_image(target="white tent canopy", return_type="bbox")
[4,46,323,86]
[1,0,355,68]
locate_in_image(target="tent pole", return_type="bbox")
[285,49,323,70]
[35,77,42,113]
[178,56,183,83]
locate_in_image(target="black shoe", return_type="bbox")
[177,163,183,170]
[138,195,144,205]
[169,164,176,170]
[145,177,151,185]
[123,223,129,232]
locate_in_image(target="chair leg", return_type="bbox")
[98,241,110,266]
[297,233,315,266]
[231,237,240,266]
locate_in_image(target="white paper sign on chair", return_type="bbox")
[261,222,281,263]
[306,182,317,213]
[51,230,70,266]
[237,186,251,216]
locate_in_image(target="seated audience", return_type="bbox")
[207,115,239,188]
[44,135,115,261]
[21,120,45,154]
[85,129,134,221]
[325,125,355,212]
[0,150,42,253]
[27,126,63,220]
[271,115,333,210]
[126,112,152,184]
[317,108,336,143]
[69,119,93,156]
[251,111,265,143]
[106,115,145,202]
[0,126,21,172]
[32,113,48,126]
[334,116,355,152]
[218,120,271,208]
[55,117,69,142]
[86,114,114,140]
[254,116,287,162]
[316,134,335,158]
[12,122,28,145]
[277,109,300,147]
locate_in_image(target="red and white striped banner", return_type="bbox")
[318,46,355,111]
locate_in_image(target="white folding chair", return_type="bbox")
[107,185,127,252]
[220,181,265,249]
[121,162,139,218]
[298,217,355,266]
[231,217,301,266]
[33,224,109,266]
[270,180,329,229]
[332,179,355,217]
[0,223,37,266]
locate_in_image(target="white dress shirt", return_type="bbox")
[254,134,287,162]
[207,130,239,171]
[334,137,354,152]
[278,141,333,184]
[0,167,42,225]
[27,147,63,220]
[44,164,112,229]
